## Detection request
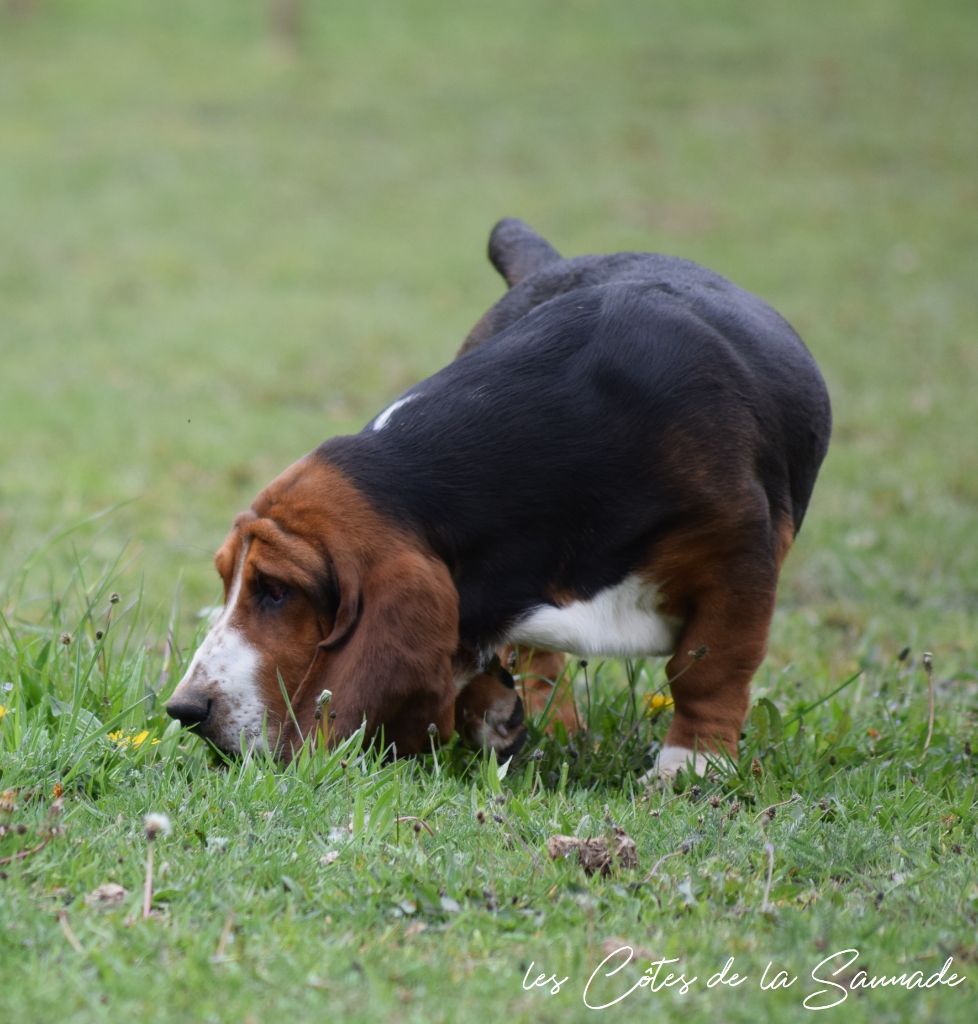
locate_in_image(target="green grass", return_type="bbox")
[2,1,977,1021]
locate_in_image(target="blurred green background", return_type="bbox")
[1,0,975,676]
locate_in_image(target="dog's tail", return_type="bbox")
[488,218,561,287]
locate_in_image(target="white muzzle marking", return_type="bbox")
[170,541,268,751]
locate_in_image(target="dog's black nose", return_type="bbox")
[165,698,211,728]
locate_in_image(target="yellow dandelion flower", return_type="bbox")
[108,728,160,750]
[108,729,155,753]
[643,692,674,716]
[0,705,7,721]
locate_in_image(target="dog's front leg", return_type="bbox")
[454,651,527,759]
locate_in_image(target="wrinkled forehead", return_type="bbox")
[214,510,327,592]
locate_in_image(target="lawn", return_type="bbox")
[1,2,976,1022]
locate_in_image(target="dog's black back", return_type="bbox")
[321,222,831,650]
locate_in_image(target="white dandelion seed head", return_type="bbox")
[143,812,172,841]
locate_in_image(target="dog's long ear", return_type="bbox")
[296,546,459,756]
[320,547,361,649]
[487,218,561,287]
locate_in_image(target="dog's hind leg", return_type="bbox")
[648,512,793,778]
[657,581,776,777]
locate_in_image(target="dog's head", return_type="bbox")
[166,456,459,757]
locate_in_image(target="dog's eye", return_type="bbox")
[255,576,289,610]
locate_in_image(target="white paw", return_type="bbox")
[656,745,714,779]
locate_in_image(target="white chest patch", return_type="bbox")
[372,394,418,431]
[508,576,680,658]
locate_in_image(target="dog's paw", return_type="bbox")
[657,745,713,778]
[455,671,527,759]
[478,688,527,759]
[639,745,715,786]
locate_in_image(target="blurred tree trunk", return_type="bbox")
[269,0,303,53]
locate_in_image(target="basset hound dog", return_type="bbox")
[166,219,831,777]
